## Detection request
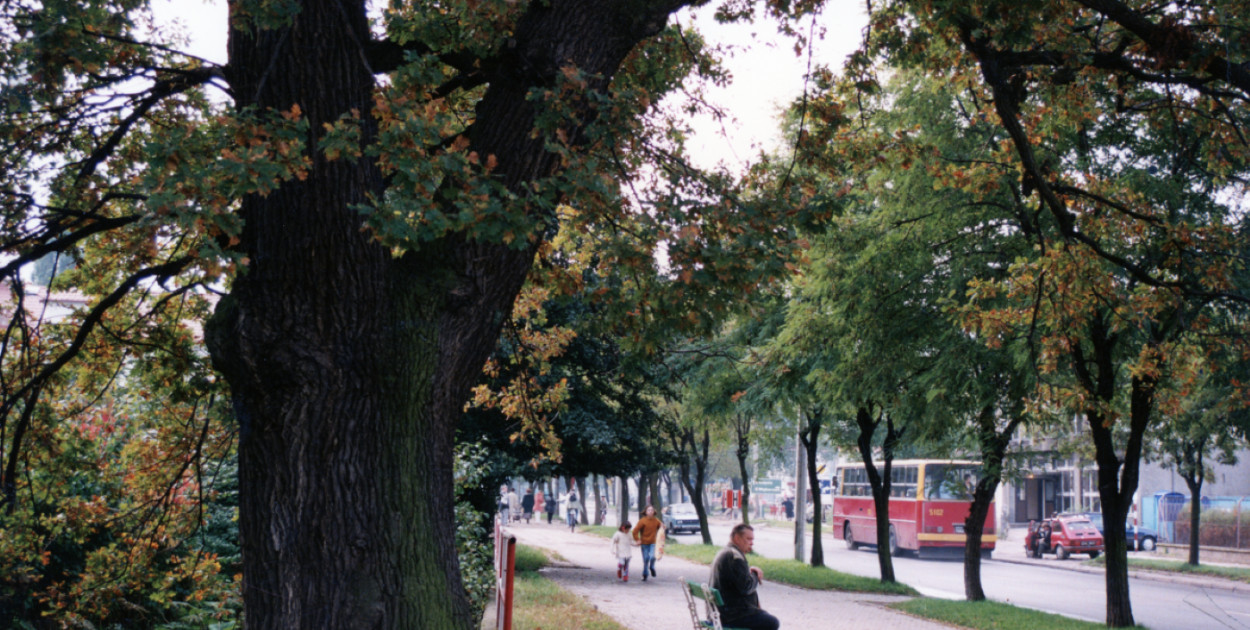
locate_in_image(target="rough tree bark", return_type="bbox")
[206,1,690,628]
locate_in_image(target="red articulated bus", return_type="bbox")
[831,459,996,559]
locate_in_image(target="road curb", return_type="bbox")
[992,555,1249,594]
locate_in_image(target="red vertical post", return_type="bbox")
[495,516,517,630]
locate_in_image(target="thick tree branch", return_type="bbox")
[1076,0,1250,96]
[0,210,144,280]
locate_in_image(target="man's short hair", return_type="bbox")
[730,523,754,539]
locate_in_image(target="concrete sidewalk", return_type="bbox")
[506,520,950,630]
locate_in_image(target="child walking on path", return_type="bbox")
[631,506,664,581]
[610,521,634,582]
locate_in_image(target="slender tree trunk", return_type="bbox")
[575,477,588,524]
[676,425,713,544]
[637,473,649,513]
[963,489,990,600]
[964,406,1020,601]
[854,405,896,583]
[1182,467,1204,565]
[592,474,604,525]
[800,408,824,567]
[735,414,752,526]
[619,476,631,524]
[1070,317,1156,628]
[652,475,664,511]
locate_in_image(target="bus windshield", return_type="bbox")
[924,463,981,500]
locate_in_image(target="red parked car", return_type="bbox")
[1024,515,1104,559]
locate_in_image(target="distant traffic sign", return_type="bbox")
[754,479,782,494]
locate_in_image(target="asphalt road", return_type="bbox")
[663,516,1250,630]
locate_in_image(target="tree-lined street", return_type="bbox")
[2,1,1248,628]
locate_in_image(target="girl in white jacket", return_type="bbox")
[610,521,634,582]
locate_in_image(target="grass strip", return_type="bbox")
[580,524,915,596]
[891,598,1138,630]
[1084,554,1250,583]
[503,544,627,630]
[512,544,551,573]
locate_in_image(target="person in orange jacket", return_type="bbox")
[631,505,664,581]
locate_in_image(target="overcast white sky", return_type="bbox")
[150,1,869,172]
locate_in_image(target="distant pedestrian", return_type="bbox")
[521,487,535,523]
[631,505,664,581]
[611,520,634,582]
[507,487,521,523]
[545,491,557,524]
[566,489,582,531]
[498,485,511,523]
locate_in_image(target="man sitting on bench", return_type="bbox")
[710,524,780,630]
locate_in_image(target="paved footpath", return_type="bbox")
[507,520,954,630]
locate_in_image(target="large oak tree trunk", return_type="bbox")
[208,2,687,628]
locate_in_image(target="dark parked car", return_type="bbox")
[1070,512,1158,551]
[662,503,701,535]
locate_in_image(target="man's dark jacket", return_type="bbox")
[709,543,761,623]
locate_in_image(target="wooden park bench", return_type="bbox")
[681,578,748,630]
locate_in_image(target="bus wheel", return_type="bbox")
[1088,551,1100,559]
[888,525,899,556]
[1056,545,1069,560]
[845,523,858,550]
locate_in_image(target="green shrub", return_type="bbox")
[454,443,496,622]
